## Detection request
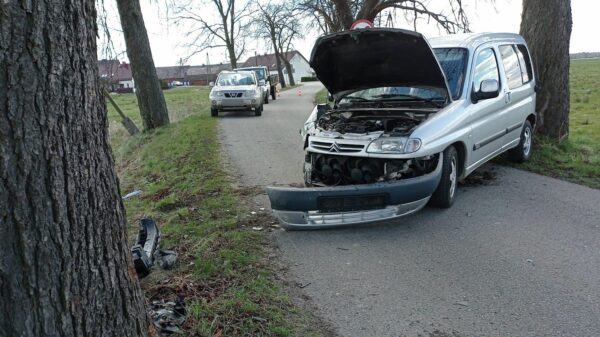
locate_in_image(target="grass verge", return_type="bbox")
[107,87,325,336]
[314,88,328,104]
[498,58,600,189]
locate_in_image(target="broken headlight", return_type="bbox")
[366,138,421,154]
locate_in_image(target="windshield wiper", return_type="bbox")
[371,93,445,108]
[342,96,375,102]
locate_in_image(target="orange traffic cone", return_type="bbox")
[297,89,302,96]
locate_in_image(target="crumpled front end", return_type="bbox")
[267,155,442,229]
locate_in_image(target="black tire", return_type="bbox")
[271,87,276,100]
[508,120,533,163]
[264,92,269,104]
[254,105,262,117]
[430,146,459,208]
[210,108,218,117]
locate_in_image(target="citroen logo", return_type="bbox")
[329,142,341,153]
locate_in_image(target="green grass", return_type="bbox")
[107,87,323,336]
[499,58,600,188]
[314,88,329,104]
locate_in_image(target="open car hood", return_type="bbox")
[310,28,450,100]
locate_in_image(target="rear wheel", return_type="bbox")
[210,108,218,117]
[508,120,533,163]
[264,92,269,104]
[271,87,276,100]
[430,146,458,208]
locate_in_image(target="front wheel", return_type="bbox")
[254,105,262,117]
[211,108,218,117]
[430,146,458,208]
[508,120,533,163]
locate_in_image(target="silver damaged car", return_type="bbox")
[267,28,537,229]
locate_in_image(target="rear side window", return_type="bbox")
[516,44,533,84]
[473,48,500,92]
[499,45,523,89]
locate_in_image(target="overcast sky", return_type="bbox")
[99,0,600,67]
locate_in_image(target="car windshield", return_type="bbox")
[239,68,266,81]
[217,73,255,86]
[339,86,447,105]
[433,48,468,100]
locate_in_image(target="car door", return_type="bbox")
[498,44,536,148]
[466,46,508,169]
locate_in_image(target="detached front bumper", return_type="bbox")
[267,156,442,230]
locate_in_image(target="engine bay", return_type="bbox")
[314,109,431,136]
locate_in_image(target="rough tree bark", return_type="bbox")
[520,0,572,140]
[117,0,170,130]
[0,2,151,337]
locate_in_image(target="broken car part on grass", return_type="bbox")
[131,218,178,278]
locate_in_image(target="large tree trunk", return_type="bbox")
[520,0,572,140]
[117,0,170,130]
[0,3,151,337]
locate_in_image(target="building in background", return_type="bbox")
[98,60,135,92]
[98,60,235,90]
[242,51,313,84]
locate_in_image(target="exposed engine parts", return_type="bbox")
[316,110,423,136]
[306,153,439,186]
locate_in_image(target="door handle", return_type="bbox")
[505,91,512,103]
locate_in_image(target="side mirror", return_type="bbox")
[209,82,215,87]
[472,79,499,103]
[259,79,266,86]
[327,93,334,102]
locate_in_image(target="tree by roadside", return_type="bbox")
[173,0,252,68]
[254,1,303,88]
[275,3,302,86]
[255,2,288,88]
[0,2,151,336]
[117,0,170,130]
[298,0,469,33]
[520,0,573,140]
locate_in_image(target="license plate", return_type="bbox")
[317,194,387,213]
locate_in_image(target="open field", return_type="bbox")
[106,87,322,336]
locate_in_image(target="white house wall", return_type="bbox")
[283,54,314,84]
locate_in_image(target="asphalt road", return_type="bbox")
[219,82,600,337]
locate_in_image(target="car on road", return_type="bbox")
[209,70,264,117]
[267,28,537,229]
[235,66,277,103]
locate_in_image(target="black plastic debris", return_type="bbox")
[150,296,186,335]
[131,218,161,278]
[155,249,178,270]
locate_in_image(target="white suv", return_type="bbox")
[267,29,537,229]
[209,71,264,117]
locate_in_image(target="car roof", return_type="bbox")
[219,70,255,76]
[428,32,526,50]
